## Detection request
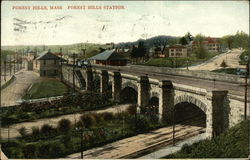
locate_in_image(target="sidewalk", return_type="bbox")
[138,133,207,159]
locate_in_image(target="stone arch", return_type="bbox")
[120,86,138,103]
[150,92,159,99]
[174,94,207,113]
[122,81,138,92]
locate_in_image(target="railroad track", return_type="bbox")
[68,118,206,159]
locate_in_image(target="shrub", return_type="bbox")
[80,114,96,128]
[50,142,66,158]
[102,112,114,121]
[18,127,27,137]
[17,112,31,120]
[220,60,227,68]
[127,104,137,115]
[23,144,38,158]
[40,124,54,135]
[31,126,40,138]
[134,114,150,133]
[38,143,52,158]
[58,119,72,133]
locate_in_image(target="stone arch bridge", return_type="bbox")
[62,64,249,138]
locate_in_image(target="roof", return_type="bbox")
[89,49,128,61]
[36,50,63,60]
[168,44,187,49]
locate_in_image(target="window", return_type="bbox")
[54,70,58,75]
[171,53,174,56]
[43,70,46,76]
[43,60,46,65]
[54,60,57,65]
[171,49,174,52]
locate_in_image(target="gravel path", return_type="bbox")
[0,104,130,139]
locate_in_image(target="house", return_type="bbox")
[168,45,188,57]
[33,50,63,77]
[192,37,221,53]
[89,49,128,66]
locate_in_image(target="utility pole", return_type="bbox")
[9,55,12,75]
[14,55,16,74]
[80,128,83,159]
[4,56,6,81]
[73,53,76,92]
[60,48,63,81]
[172,107,175,146]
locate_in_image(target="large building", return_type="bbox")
[192,37,221,53]
[89,49,128,66]
[33,50,62,77]
[168,45,188,57]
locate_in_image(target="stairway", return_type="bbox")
[74,70,86,89]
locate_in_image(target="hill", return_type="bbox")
[165,119,249,158]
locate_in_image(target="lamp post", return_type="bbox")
[172,106,175,146]
[186,59,189,70]
[243,56,249,120]
[75,127,84,159]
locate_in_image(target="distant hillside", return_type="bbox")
[115,35,180,49]
[1,43,113,58]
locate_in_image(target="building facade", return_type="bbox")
[33,50,62,77]
[168,45,188,57]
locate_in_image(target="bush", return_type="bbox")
[23,144,38,158]
[18,127,27,137]
[80,114,96,128]
[40,124,54,135]
[50,142,66,158]
[102,112,114,121]
[38,143,52,158]
[58,119,72,133]
[134,114,150,133]
[220,60,227,68]
[127,104,137,115]
[31,126,40,138]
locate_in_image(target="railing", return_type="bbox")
[17,96,63,104]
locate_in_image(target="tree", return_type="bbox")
[185,32,194,42]
[193,34,208,59]
[179,37,188,45]
[58,119,72,134]
[18,127,27,137]
[40,124,54,135]
[153,37,169,56]
[80,114,96,128]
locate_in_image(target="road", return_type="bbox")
[91,64,246,97]
[0,104,130,139]
[188,49,244,71]
[1,70,40,107]
[67,118,205,159]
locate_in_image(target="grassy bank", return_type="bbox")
[23,79,68,99]
[143,53,218,68]
[1,75,16,90]
[165,120,249,158]
[1,92,114,126]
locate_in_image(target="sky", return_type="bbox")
[1,0,249,46]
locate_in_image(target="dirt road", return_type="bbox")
[0,104,130,139]
[188,49,244,71]
[1,70,40,107]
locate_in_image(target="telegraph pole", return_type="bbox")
[14,55,16,74]
[73,53,76,92]
[9,55,12,75]
[60,48,63,81]
[172,107,175,146]
[4,56,6,81]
